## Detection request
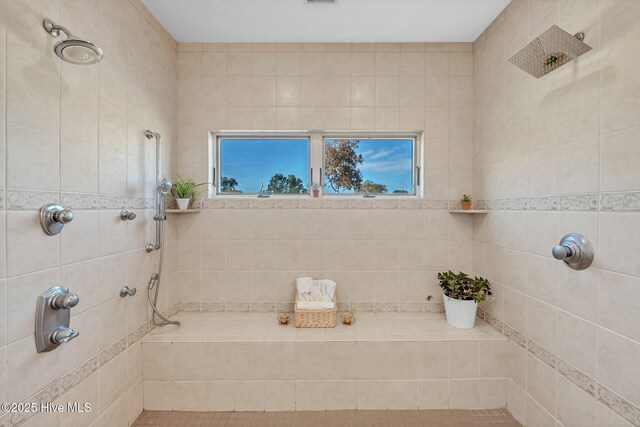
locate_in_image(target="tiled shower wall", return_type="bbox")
[473,1,640,426]
[0,0,177,426]
[167,42,476,311]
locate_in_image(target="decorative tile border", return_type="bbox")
[8,191,638,212]
[5,190,153,211]
[6,190,59,211]
[196,197,453,210]
[477,308,640,426]
[601,192,640,211]
[482,192,640,212]
[9,319,158,426]
[173,301,444,314]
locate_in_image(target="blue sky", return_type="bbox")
[220,138,309,193]
[219,138,413,194]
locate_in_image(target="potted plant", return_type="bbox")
[172,173,208,210]
[437,271,491,329]
[311,182,321,198]
[461,194,472,210]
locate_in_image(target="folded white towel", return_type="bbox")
[296,277,314,301]
[296,300,335,310]
[314,279,337,300]
[310,287,323,301]
[296,277,337,304]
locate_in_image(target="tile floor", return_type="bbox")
[132,408,521,426]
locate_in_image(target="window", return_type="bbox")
[212,132,420,197]
[323,137,416,195]
[217,137,310,194]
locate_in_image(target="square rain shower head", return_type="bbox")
[508,25,592,78]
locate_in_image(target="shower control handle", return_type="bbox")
[120,286,137,298]
[49,326,79,345]
[50,292,79,310]
[552,243,574,260]
[35,286,80,353]
[40,204,74,236]
[552,233,593,270]
[120,209,136,221]
[53,209,74,224]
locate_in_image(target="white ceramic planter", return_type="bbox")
[176,198,190,210]
[443,293,478,329]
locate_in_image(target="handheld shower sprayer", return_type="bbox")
[144,130,180,326]
[159,178,173,195]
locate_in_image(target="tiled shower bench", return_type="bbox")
[141,312,507,412]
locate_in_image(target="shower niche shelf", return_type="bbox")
[166,209,201,213]
[448,209,488,214]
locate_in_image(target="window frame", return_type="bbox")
[209,130,423,198]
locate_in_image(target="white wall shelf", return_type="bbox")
[166,209,201,213]
[448,209,488,214]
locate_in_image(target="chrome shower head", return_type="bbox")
[159,179,173,195]
[509,25,591,78]
[43,19,103,65]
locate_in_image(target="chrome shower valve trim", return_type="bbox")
[35,286,80,353]
[120,209,137,221]
[40,204,74,236]
[552,233,594,270]
[120,286,137,298]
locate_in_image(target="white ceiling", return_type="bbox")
[141,0,510,43]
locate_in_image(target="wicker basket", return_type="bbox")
[294,291,337,328]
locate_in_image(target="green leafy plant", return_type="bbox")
[172,173,209,199]
[311,181,320,190]
[461,194,472,202]
[437,271,492,303]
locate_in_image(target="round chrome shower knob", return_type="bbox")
[552,233,594,270]
[53,209,74,224]
[50,292,80,310]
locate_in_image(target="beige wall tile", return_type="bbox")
[480,378,506,409]
[450,341,479,379]
[600,213,640,277]
[450,379,479,408]
[327,380,357,410]
[356,380,387,409]
[265,380,295,411]
[418,379,449,409]
[600,126,640,192]
[143,381,172,410]
[173,343,203,381]
[234,381,265,411]
[203,381,234,411]
[526,354,556,416]
[598,327,640,406]
[172,381,203,411]
[204,342,234,380]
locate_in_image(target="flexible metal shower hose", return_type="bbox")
[148,219,180,326]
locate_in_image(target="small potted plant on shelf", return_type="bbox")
[461,194,472,210]
[172,173,208,210]
[437,271,491,329]
[311,182,321,198]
